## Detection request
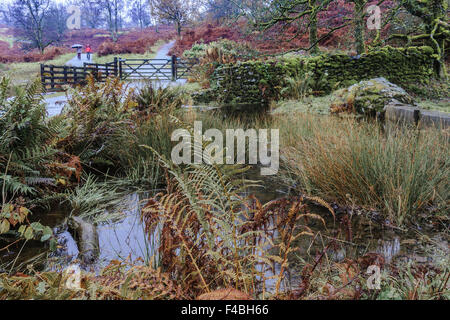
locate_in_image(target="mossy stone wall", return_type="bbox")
[210,46,438,106]
[211,60,285,106]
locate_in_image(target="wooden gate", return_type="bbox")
[41,55,197,91]
[119,58,173,81]
[117,56,197,81]
[40,61,118,90]
[175,57,197,80]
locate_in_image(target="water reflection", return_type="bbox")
[96,193,151,269]
[376,237,401,263]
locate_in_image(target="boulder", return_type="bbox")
[330,77,415,115]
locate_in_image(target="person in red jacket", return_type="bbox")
[86,44,92,60]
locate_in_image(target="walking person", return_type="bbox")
[86,44,92,61]
[77,47,82,60]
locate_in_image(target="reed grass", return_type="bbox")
[171,108,448,226]
[277,113,449,225]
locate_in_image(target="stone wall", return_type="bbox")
[208,46,438,107]
[210,60,285,106]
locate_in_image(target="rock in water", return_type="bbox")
[69,216,99,264]
[330,77,415,115]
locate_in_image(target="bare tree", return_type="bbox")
[148,0,159,32]
[0,3,11,25]
[9,0,67,53]
[76,0,104,29]
[205,0,241,24]
[101,0,124,41]
[131,0,151,29]
[152,0,192,35]
[47,3,69,45]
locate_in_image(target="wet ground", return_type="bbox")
[66,53,93,68]
[1,164,448,295]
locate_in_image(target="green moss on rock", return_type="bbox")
[330,77,415,115]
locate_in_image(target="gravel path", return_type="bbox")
[65,53,94,67]
[125,40,187,89]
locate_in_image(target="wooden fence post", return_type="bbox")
[50,65,55,90]
[114,57,118,77]
[73,67,77,84]
[40,64,45,88]
[64,66,68,84]
[171,55,177,81]
[119,58,123,80]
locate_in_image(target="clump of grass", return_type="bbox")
[280,71,330,100]
[277,113,449,225]
[65,175,129,224]
[134,82,187,112]
[113,111,179,188]
[281,72,314,100]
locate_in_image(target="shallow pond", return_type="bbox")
[0,193,153,273]
[1,184,448,298]
[2,165,447,296]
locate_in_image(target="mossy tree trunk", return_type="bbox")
[309,12,319,54]
[353,0,367,55]
[398,0,449,78]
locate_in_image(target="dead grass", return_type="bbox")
[0,260,183,300]
[96,28,174,57]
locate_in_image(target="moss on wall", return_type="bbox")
[209,46,438,107]
[210,60,285,106]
